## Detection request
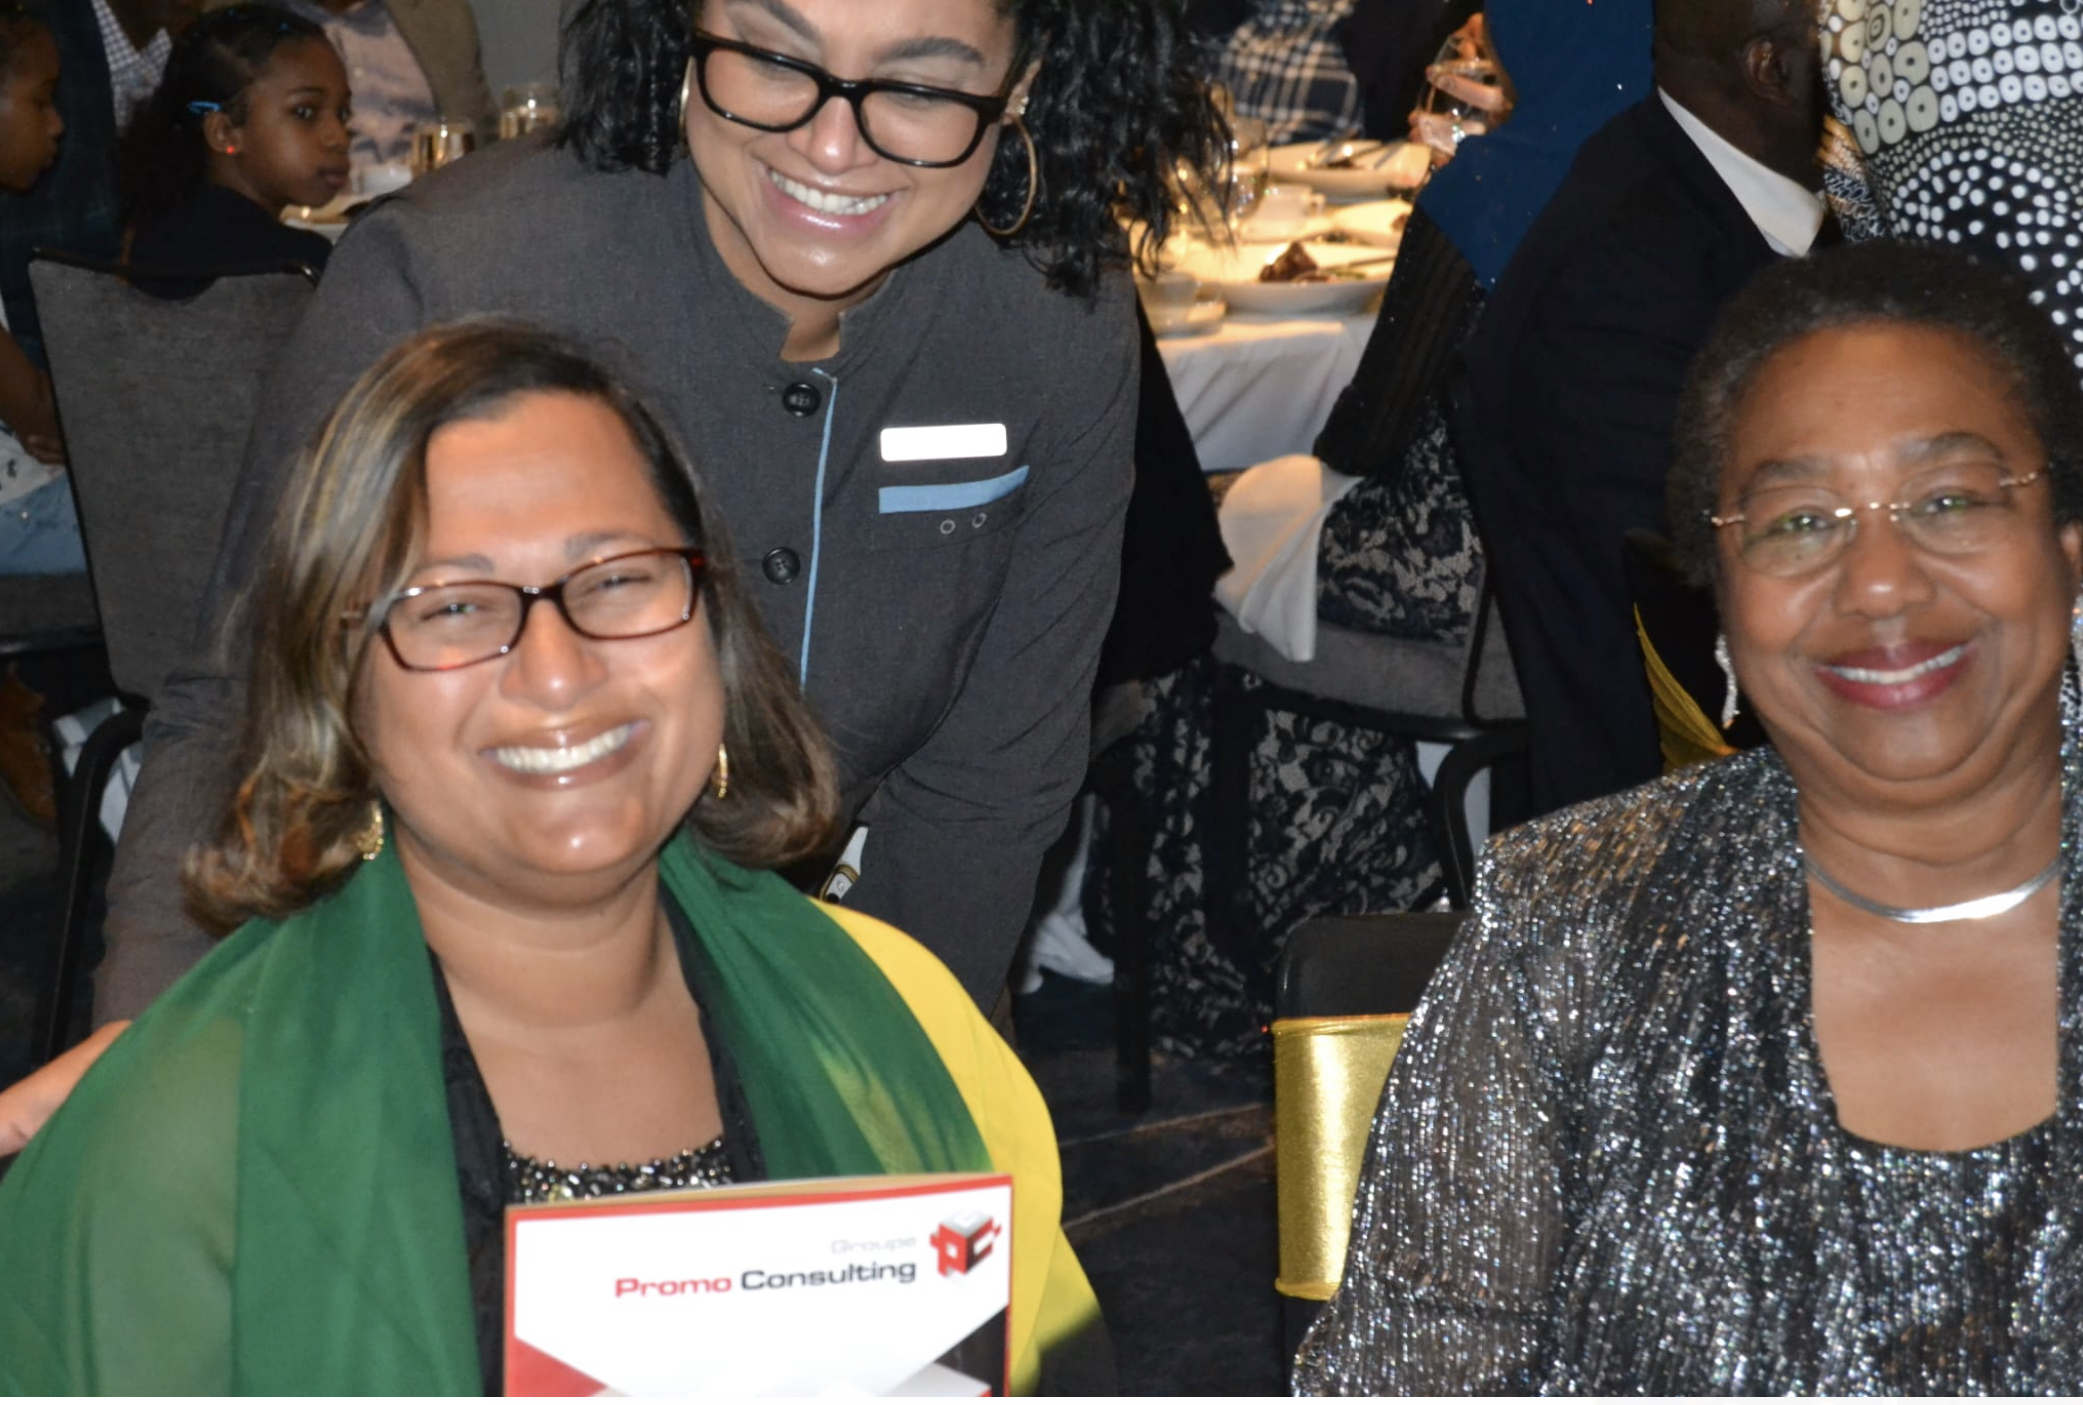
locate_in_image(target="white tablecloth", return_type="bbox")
[1155,310,1377,470]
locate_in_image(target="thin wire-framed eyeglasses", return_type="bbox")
[367,547,707,672]
[687,30,1019,168]
[1708,465,2046,576]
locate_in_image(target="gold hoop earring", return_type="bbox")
[680,56,696,129]
[976,111,1038,239]
[712,743,730,802]
[355,801,385,862]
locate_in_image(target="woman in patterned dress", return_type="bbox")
[1084,0,1650,1060]
[1821,0,2083,371]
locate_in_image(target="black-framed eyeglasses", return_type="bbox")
[1708,466,2045,577]
[365,547,707,672]
[688,31,1016,168]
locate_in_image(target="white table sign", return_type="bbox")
[505,1172,1013,1397]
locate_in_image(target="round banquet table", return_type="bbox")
[1154,309,1378,471]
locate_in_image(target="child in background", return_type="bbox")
[0,0,73,827]
[0,0,73,574]
[0,0,77,577]
[117,5,348,278]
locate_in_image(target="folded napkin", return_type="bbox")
[1214,454,1360,663]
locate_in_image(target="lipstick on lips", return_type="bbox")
[1816,639,1972,710]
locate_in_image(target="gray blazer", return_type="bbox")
[96,139,1136,1016]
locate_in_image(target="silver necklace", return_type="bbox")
[1804,853,2063,925]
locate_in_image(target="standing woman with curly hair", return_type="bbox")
[2,0,1231,1109]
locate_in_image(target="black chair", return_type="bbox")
[1271,910,1465,1379]
[27,253,317,1063]
[1208,581,1525,922]
[1083,734,1151,1113]
[0,578,99,662]
[1089,303,1231,1115]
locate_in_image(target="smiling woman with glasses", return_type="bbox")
[56,0,1234,1116]
[367,546,710,670]
[685,30,1022,167]
[1297,241,2083,1393]
[0,321,1104,1393]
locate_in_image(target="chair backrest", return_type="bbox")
[1460,577,1521,723]
[0,573,99,656]
[30,255,315,702]
[1272,911,1464,1308]
[1275,910,1464,1018]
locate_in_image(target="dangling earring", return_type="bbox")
[1714,632,1740,731]
[2071,593,2083,683]
[679,56,696,129]
[354,801,385,862]
[711,743,730,802]
[976,104,1038,239]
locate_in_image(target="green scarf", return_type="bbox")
[0,834,990,1394]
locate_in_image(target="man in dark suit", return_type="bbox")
[1457,0,1829,815]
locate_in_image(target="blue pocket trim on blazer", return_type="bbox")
[877,464,1030,514]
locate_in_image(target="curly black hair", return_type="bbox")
[114,4,332,228]
[0,0,49,82]
[556,0,1228,298]
[1668,238,2083,588]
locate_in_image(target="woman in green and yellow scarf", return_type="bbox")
[0,323,1102,1393]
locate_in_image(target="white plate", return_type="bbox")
[1168,238,1393,315]
[1148,298,1228,337]
[1268,140,1430,201]
[1231,210,1333,244]
[283,191,356,242]
[1329,198,1414,249]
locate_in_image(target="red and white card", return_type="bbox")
[504,1172,1013,1397]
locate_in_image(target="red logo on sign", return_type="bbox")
[929,1213,999,1277]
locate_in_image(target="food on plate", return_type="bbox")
[1259,241,1319,283]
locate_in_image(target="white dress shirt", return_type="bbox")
[91,0,172,130]
[1659,88,1827,257]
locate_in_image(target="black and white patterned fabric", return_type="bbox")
[1214,0,1364,144]
[1083,656,1441,1060]
[1823,0,2083,369]
[1316,393,1485,643]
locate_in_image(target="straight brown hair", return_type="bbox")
[185,319,838,931]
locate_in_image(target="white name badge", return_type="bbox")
[879,424,1008,463]
[506,1172,1014,1397]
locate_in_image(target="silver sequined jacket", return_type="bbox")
[1294,744,2083,1394]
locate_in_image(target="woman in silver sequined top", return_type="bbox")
[1295,240,2083,1394]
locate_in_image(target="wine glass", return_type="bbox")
[499,84,561,141]
[1226,115,1271,232]
[1409,16,1510,172]
[410,118,478,178]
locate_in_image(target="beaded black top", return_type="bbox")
[502,1136,734,1205]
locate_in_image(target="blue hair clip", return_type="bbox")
[186,99,221,115]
